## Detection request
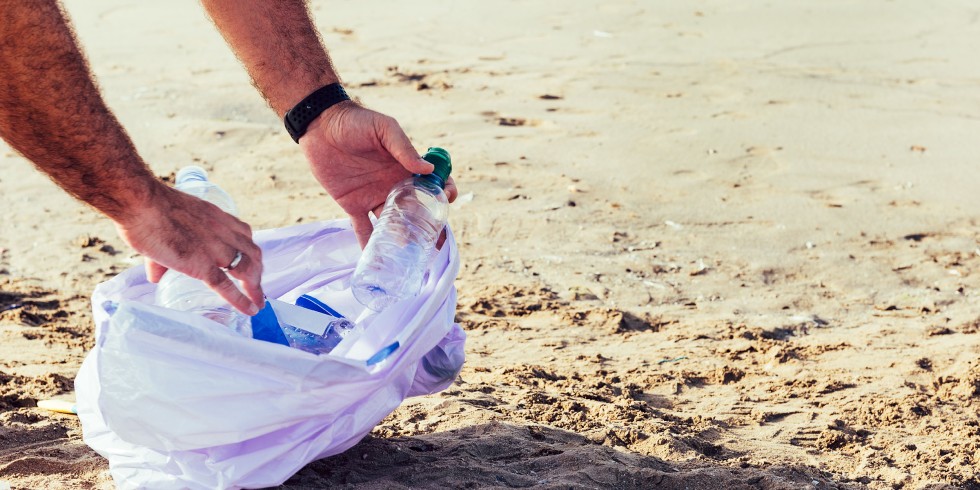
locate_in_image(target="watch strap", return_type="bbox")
[283,83,351,143]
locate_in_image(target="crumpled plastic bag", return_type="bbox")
[74,219,465,489]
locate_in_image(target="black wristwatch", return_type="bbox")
[283,83,351,143]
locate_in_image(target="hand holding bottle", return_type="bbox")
[297,101,458,247]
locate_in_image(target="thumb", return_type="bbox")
[145,259,168,283]
[377,115,433,174]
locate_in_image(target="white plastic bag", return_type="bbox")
[74,219,465,489]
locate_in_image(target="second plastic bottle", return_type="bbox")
[351,147,452,312]
[155,166,252,337]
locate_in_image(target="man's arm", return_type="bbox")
[0,0,264,314]
[0,0,157,222]
[201,0,457,247]
[198,0,339,116]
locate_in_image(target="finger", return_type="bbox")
[203,267,260,316]
[444,176,458,203]
[350,212,375,249]
[225,251,265,309]
[436,228,447,250]
[230,216,253,240]
[219,234,264,309]
[145,260,168,283]
[224,232,263,272]
[376,116,432,174]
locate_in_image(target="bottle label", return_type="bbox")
[267,299,340,336]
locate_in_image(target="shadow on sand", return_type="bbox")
[274,422,862,489]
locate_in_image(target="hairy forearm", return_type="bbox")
[200,0,340,116]
[0,0,162,223]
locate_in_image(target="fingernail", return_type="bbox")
[248,303,261,316]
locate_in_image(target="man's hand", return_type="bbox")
[202,0,458,245]
[115,186,265,316]
[299,101,458,247]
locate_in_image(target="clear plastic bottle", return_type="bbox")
[155,166,252,337]
[351,147,452,312]
[280,318,357,355]
[251,296,360,355]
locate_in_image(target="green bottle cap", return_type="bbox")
[421,147,452,187]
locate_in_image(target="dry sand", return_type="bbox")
[2,0,980,488]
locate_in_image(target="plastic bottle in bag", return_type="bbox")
[279,318,356,355]
[351,147,452,312]
[155,166,252,337]
[251,296,360,355]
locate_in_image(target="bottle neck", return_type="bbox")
[417,173,445,189]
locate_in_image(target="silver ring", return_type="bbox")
[221,251,243,272]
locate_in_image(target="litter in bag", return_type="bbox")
[74,219,465,489]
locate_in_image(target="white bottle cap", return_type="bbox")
[176,166,209,185]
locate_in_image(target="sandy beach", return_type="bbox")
[2,0,980,488]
